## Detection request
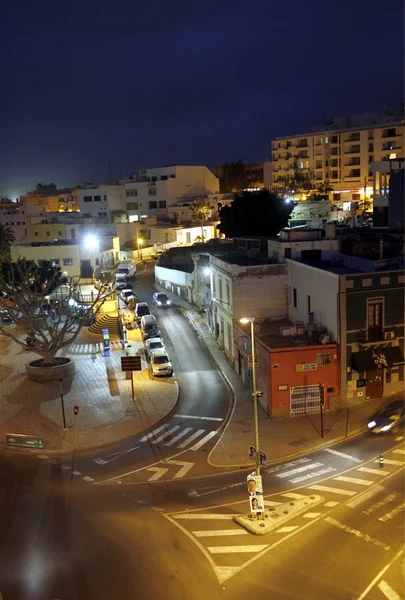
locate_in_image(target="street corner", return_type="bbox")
[234,494,324,535]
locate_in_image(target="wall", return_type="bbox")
[267,238,339,263]
[286,260,340,341]
[11,244,82,278]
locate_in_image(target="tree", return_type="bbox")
[0,224,15,259]
[0,259,113,365]
[218,191,294,238]
[317,180,334,198]
[191,198,213,241]
[278,160,314,196]
[220,160,248,193]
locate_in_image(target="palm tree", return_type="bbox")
[317,180,334,198]
[0,224,15,259]
[191,198,212,242]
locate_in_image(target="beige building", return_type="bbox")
[21,184,79,216]
[271,104,404,204]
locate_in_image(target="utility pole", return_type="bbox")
[59,378,68,431]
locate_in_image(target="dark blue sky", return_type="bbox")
[2,0,404,198]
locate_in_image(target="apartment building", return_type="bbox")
[0,199,26,241]
[76,184,125,221]
[119,165,219,221]
[271,104,404,204]
[21,183,79,216]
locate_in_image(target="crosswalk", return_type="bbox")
[139,423,218,451]
[68,340,123,354]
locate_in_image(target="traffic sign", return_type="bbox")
[248,446,267,466]
[6,433,44,449]
[248,354,259,369]
[121,356,142,372]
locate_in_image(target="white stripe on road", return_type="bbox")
[281,492,307,499]
[334,475,374,486]
[375,459,404,465]
[392,449,405,454]
[72,471,82,476]
[355,549,404,600]
[175,514,235,520]
[276,526,300,533]
[324,501,340,507]
[290,467,336,484]
[173,414,223,421]
[139,425,167,442]
[276,462,325,478]
[325,517,391,551]
[357,467,388,476]
[263,500,283,507]
[378,503,405,523]
[378,580,403,600]
[395,436,403,441]
[346,485,385,508]
[61,465,71,470]
[37,454,50,460]
[82,476,95,482]
[302,512,321,519]
[324,448,362,463]
[208,545,268,554]
[151,426,181,444]
[164,427,193,446]
[265,458,311,474]
[177,429,206,448]
[193,530,248,537]
[189,430,217,451]
[308,484,356,496]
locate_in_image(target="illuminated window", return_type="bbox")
[148,188,157,196]
[317,353,331,366]
[389,153,397,159]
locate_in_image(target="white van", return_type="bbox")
[115,260,137,282]
[140,314,160,340]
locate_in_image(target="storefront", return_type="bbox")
[351,346,404,399]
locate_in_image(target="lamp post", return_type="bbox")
[137,238,143,260]
[240,316,260,476]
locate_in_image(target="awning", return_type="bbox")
[352,346,404,372]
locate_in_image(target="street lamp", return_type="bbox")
[83,234,99,250]
[240,316,261,476]
[137,238,143,260]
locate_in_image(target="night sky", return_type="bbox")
[2,0,404,198]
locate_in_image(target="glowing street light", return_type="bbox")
[83,235,99,250]
[240,316,261,477]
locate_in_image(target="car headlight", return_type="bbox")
[166,301,171,305]
[368,421,376,428]
[157,301,161,305]
[380,424,392,432]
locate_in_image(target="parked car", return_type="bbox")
[152,292,171,307]
[119,288,135,304]
[149,349,173,377]
[0,310,13,323]
[135,302,150,323]
[145,337,166,356]
[140,314,160,340]
[368,400,405,434]
[115,281,134,291]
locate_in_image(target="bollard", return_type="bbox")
[379,454,384,468]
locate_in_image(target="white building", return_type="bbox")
[76,184,126,222]
[267,227,340,263]
[0,199,26,241]
[120,165,219,222]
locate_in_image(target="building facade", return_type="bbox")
[0,199,26,241]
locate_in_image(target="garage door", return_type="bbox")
[290,385,321,416]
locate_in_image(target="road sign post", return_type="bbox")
[6,434,44,449]
[58,378,68,431]
[248,446,266,466]
[73,405,79,447]
[121,356,142,400]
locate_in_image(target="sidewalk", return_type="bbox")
[159,288,405,468]
[0,323,178,453]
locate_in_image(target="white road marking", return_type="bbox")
[82,476,95,482]
[152,426,181,444]
[392,448,405,454]
[308,484,356,496]
[281,492,307,499]
[346,486,386,508]
[93,446,140,465]
[378,580,402,600]
[290,467,336,483]
[164,427,193,446]
[265,458,311,474]
[177,429,206,448]
[357,467,388,476]
[334,475,374,486]
[378,503,405,523]
[276,526,300,533]
[325,517,391,551]
[276,461,325,478]
[374,459,404,466]
[208,545,268,554]
[302,512,321,519]
[188,482,244,499]
[174,514,235,520]
[355,549,404,600]
[145,467,169,481]
[173,414,223,421]
[395,436,403,441]
[139,425,167,442]
[324,501,340,507]
[215,566,240,582]
[164,459,194,479]
[263,500,283,507]
[324,448,362,463]
[363,493,400,516]
[61,465,71,470]
[37,454,49,460]
[189,430,217,451]
[72,471,82,476]
[193,530,248,537]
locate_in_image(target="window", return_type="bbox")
[161,175,168,180]
[327,387,335,393]
[352,193,361,201]
[368,130,374,139]
[284,248,292,259]
[348,169,361,178]
[148,201,158,209]
[331,171,338,179]
[46,231,50,236]
[151,176,157,182]
[98,212,107,218]
[330,148,338,156]
[94,195,101,202]
[104,195,107,201]
[317,353,331,366]
[51,259,60,267]
[127,202,139,210]
[367,298,383,340]
[293,288,297,308]
[368,143,374,152]
[331,159,338,167]
[58,231,62,236]
[307,294,311,313]
[186,232,191,244]
[158,201,167,209]
[226,282,230,305]
[331,135,338,144]
[227,323,232,352]
[218,278,223,300]
[148,188,157,196]
[383,128,396,138]
[83,196,92,202]
[170,174,176,178]
[63,258,73,266]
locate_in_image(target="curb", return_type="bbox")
[0,380,181,457]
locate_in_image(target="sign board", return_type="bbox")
[247,474,264,514]
[248,446,267,466]
[121,356,142,372]
[102,328,110,357]
[6,433,44,449]
[296,363,317,372]
[248,354,259,369]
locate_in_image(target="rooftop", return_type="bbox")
[237,318,335,350]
